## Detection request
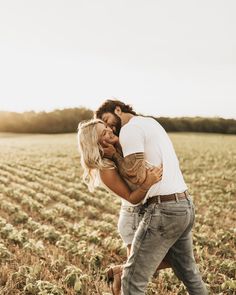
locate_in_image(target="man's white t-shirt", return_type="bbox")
[119,116,187,205]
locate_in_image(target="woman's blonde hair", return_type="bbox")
[77,118,115,191]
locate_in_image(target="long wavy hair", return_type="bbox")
[77,118,115,192]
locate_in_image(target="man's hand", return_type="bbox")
[102,141,116,159]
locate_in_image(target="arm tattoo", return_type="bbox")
[112,152,147,185]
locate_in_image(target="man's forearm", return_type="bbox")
[112,152,147,185]
[112,152,130,179]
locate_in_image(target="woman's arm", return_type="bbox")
[99,166,162,205]
[102,142,148,186]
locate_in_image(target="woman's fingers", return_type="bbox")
[148,169,162,181]
[151,167,163,175]
[146,165,163,182]
[154,167,163,180]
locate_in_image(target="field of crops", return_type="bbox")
[0,132,235,295]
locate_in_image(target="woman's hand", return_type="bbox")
[141,165,163,190]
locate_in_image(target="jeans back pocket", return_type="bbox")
[159,208,189,239]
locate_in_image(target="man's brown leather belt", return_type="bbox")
[146,190,189,206]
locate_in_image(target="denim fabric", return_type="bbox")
[121,197,208,295]
[118,205,143,246]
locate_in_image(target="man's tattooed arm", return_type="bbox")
[112,152,147,186]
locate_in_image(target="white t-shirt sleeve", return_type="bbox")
[119,124,145,157]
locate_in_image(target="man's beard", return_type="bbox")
[113,114,122,136]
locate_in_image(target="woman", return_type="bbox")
[77,118,169,295]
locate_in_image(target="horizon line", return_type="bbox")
[0,107,235,120]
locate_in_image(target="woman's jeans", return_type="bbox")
[121,196,208,295]
[118,205,142,246]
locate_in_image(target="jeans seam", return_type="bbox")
[123,213,152,293]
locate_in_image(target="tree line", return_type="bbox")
[0,108,235,134]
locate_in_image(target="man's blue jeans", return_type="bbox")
[121,196,208,295]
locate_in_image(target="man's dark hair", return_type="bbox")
[95,99,137,119]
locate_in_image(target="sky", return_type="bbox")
[0,0,235,118]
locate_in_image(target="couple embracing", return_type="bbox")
[78,99,208,295]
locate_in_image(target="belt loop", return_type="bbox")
[185,190,190,201]
[175,193,179,203]
[187,192,191,204]
[157,195,161,204]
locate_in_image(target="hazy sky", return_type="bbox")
[0,0,235,118]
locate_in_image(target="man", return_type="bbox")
[95,99,208,295]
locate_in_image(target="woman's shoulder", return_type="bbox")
[101,158,117,170]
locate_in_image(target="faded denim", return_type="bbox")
[118,205,143,246]
[121,197,208,295]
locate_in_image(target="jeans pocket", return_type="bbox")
[148,213,162,231]
[160,208,188,216]
[159,208,189,239]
